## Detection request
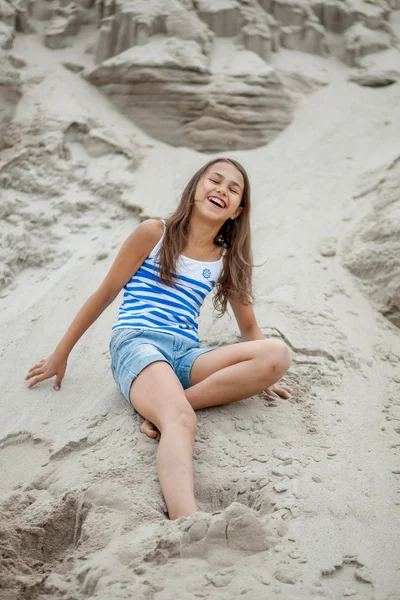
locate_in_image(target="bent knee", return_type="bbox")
[168,407,197,438]
[261,339,292,376]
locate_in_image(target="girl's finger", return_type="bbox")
[265,391,280,400]
[26,359,47,373]
[26,367,46,380]
[26,370,41,381]
[275,384,292,392]
[27,368,45,379]
[26,363,44,375]
[276,385,292,395]
[27,373,48,388]
[53,375,63,391]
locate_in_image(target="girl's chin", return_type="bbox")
[205,213,228,223]
[193,207,227,222]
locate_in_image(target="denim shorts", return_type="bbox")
[109,327,217,403]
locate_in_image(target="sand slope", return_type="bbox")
[1,15,400,600]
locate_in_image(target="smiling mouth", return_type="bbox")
[207,196,226,209]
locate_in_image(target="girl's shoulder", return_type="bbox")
[122,219,164,262]
[137,218,165,244]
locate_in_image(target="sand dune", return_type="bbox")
[1,1,400,599]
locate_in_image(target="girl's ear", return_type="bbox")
[231,206,243,220]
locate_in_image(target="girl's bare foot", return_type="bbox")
[140,419,161,441]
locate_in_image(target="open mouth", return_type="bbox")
[207,196,226,209]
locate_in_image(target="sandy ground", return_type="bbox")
[1,21,400,600]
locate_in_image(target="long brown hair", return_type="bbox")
[157,158,253,315]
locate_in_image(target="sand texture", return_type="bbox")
[1,1,400,599]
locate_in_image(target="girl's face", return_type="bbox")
[195,161,244,222]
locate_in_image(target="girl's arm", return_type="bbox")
[25,219,164,390]
[229,298,264,342]
[229,298,292,399]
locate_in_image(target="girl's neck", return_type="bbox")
[183,216,223,261]
[187,215,221,250]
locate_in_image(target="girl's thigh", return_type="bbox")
[129,361,194,431]
[189,338,288,386]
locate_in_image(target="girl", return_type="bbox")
[26,158,292,520]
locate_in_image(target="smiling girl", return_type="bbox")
[26,158,292,520]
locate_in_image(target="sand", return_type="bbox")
[1,3,400,600]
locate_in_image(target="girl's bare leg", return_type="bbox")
[129,361,198,520]
[187,338,291,410]
[140,339,291,437]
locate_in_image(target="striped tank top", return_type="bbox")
[112,221,224,342]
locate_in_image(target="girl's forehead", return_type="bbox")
[205,162,244,186]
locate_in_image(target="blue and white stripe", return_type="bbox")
[112,223,224,342]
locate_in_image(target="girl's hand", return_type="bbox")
[264,383,293,400]
[25,353,68,391]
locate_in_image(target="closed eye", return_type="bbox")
[210,179,237,194]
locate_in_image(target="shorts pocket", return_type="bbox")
[110,328,145,353]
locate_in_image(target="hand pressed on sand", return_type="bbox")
[25,353,67,391]
[139,382,293,441]
[263,383,293,401]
